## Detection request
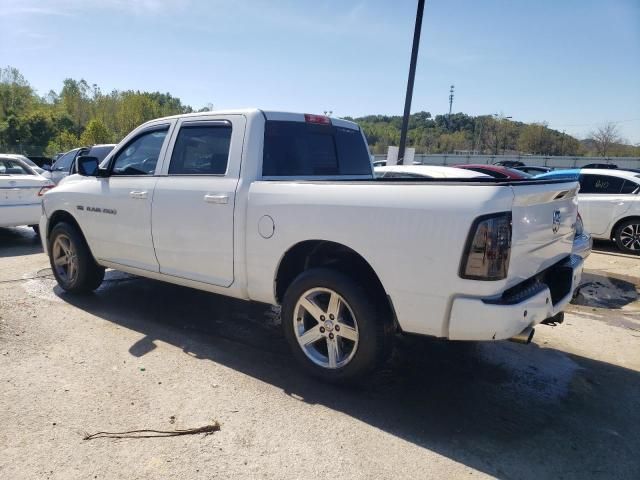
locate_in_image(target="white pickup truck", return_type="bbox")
[40,109,583,382]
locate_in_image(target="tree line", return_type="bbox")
[0,66,195,156]
[1,66,637,158]
[348,112,638,157]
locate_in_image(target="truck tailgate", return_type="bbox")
[508,180,579,287]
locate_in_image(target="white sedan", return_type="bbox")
[375,164,491,179]
[1,155,54,234]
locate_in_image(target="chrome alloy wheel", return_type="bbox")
[293,287,359,369]
[619,223,640,251]
[52,234,79,284]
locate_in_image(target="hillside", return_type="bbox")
[1,66,637,157]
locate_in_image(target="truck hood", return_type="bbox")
[507,180,579,287]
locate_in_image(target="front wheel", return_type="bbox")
[48,222,105,293]
[615,219,640,255]
[282,268,392,383]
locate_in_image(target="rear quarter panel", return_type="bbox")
[246,181,514,337]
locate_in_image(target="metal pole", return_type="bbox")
[398,0,425,165]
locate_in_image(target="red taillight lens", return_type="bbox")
[304,114,331,125]
[38,185,54,196]
[460,212,512,280]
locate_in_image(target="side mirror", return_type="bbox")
[42,164,51,171]
[77,156,100,176]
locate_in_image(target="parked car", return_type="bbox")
[513,165,552,175]
[493,160,525,168]
[454,164,531,179]
[3,154,47,175]
[536,169,640,254]
[582,163,618,169]
[26,155,53,169]
[0,155,54,234]
[44,144,116,184]
[375,165,490,179]
[40,109,583,382]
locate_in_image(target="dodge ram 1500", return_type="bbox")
[40,109,583,382]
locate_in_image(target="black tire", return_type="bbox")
[282,267,393,383]
[48,222,105,293]
[30,225,40,237]
[614,219,640,255]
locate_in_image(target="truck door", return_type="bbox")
[80,125,172,272]
[150,115,244,287]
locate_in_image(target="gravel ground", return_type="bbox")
[1,227,639,480]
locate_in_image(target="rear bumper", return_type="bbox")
[448,255,583,341]
[573,233,592,259]
[0,203,41,228]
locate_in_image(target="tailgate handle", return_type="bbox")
[554,190,569,200]
[204,194,229,204]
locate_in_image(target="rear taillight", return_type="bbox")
[304,113,331,125]
[38,185,54,196]
[575,212,584,237]
[460,212,512,280]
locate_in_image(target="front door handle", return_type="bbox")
[129,190,148,199]
[204,193,229,204]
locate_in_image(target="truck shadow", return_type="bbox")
[0,226,42,258]
[58,272,640,480]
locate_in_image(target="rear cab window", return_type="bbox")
[262,120,372,177]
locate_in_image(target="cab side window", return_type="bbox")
[111,127,169,176]
[168,123,232,175]
[578,174,624,194]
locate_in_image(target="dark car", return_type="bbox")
[70,144,116,175]
[454,164,531,179]
[582,163,618,169]
[46,144,116,183]
[493,160,525,168]
[513,165,552,175]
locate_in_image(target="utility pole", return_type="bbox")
[447,84,454,128]
[398,0,425,165]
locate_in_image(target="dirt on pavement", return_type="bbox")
[1,227,639,480]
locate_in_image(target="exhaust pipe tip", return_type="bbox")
[509,327,535,344]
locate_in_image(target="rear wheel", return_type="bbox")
[282,268,393,383]
[48,222,105,293]
[614,219,640,255]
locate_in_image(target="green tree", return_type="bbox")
[23,111,55,148]
[80,119,113,145]
[45,130,80,156]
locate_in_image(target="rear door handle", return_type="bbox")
[129,190,148,199]
[204,193,229,204]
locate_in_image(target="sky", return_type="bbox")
[1,0,639,143]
